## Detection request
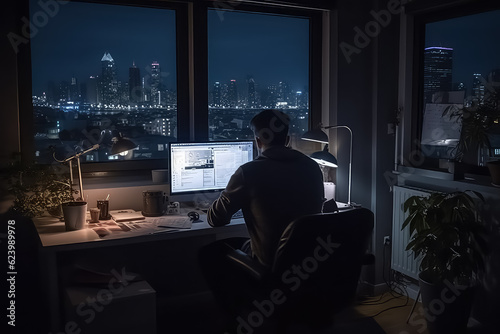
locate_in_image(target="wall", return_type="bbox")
[334,0,399,291]
[0,2,22,168]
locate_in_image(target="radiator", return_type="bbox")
[391,186,431,280]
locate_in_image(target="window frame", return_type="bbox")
[399,0,500,172]
[18,0,324,177]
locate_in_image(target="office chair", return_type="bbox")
[224,208,374,333]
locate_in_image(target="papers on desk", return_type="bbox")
[88,211,193,238]
[144,216,192,229]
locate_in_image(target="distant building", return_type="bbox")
[228,79,238,108]
[129,62,142,103]
[213,82,221,107]
[423,47,453,103]
[278,81,290,105]
[145,117,175,136]
[247,77,256,108]
[99,52,118,105]
[472,73,485,103]
[87,76,99,104]
[151,61,161,105]
[69,76,79,102]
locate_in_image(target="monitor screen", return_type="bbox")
[169,141,254,195]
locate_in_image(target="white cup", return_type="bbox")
[62,201,88,231]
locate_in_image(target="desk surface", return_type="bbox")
[33,211,245,249]
[33,201,352,249]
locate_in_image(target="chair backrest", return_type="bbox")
[270,208,374,316]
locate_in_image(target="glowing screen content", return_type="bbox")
[169,141,254,195]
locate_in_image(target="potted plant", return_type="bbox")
[6,163,78,218]
[403,190,488,334]
[443,73,500,183]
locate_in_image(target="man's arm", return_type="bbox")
[207,167,246,227]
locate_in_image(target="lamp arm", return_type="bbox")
[53,144,100,201]
[53,144,100,163]
[322,125,353,205]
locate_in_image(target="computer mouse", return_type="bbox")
[187,211,200,221]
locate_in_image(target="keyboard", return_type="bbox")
[232,210,244,219]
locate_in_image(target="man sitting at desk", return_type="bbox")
[206,109,325,267]
[200,110,324,331]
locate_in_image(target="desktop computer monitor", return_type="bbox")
[168,141,254,198]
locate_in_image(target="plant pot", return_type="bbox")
[62,201,88,231]
[419,273,475,334]
[487,160,500,186]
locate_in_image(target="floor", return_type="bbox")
[157,289,498,334]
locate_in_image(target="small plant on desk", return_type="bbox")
[6,163,77,218]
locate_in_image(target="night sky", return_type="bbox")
[425,9,500,88]
[30,0,310,96]
[30,0,176,95]
[207,9,309,91]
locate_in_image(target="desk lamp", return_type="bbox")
[54,133,137,200]
[302,125,353,207]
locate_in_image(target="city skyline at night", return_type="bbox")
[30,0,310,99]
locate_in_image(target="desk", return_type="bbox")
[33,211,248,332]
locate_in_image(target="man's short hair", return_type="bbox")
[250,109,290,146]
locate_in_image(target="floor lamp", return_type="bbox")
[302,125,354,207]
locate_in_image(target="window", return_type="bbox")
[402,2,500,171]
[29,0,178,165]
[207,9,310,142]
[21,0,323,174]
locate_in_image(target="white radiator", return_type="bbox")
[391,186,431,280]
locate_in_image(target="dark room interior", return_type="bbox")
[1,0,500,333]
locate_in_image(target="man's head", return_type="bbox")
[250,109,290,150]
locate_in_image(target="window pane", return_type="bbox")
[208,9,310,141]
[420,10,500,162]
[30,1,177,164]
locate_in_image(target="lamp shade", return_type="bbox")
[310,149,338,168]
[301,128,329,144]
[111,136,137,155]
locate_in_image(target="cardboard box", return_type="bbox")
[64,280,156,334]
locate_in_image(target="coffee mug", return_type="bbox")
[142,190,168,217]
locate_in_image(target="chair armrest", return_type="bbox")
[225,249,267,281]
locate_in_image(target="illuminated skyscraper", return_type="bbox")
[213,82,221,107]
[99,52,118,105]
[472,73,485,103]
[423,47,453,103]
[151,61,161,105]
[278,81,290,105]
